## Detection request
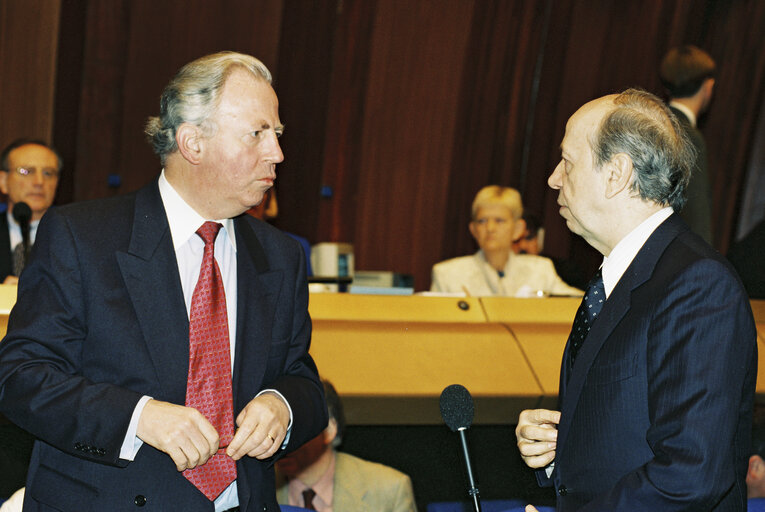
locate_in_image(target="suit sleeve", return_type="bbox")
[0,209,142,467]
[581,258,756,510]
[263,233,328,454]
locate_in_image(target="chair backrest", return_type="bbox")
[426,499,525,512]
[501,507,556,512]
[749,498,765,512]
[279,506,311,512]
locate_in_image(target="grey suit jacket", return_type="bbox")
[671,106,713,243]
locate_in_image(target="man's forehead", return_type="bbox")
[563,96,615,149]
[8,144,57,164]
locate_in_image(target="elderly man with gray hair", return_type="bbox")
[0,51,327,512]
[515,89,756,511]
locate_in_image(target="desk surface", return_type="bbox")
[0,285,763,425]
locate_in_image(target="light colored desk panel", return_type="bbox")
[310,319,540,425]
[753,300,765,338]
[509,324,570,410]
[309,293,486,323]
[481,297,576,409]
[0,284,17,336]
[480,296,580,323]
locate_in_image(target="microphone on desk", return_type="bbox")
[12,202,32,275]
[440,384,482,512]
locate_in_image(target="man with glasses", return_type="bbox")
[0,139,61,284]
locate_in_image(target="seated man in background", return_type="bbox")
[0,139,62,284]
[276,380,417,512]
[430,185,582,297]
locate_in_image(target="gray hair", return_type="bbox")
[590,88,695,211]
[145,51,272,163]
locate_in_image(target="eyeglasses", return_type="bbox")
[12,167,60,180]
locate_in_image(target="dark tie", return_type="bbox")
[12,242,27,276]
[183,222,237,500]
[568,268,605,366]
[302,488,317,510]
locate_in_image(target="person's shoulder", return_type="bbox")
[336,452,411,483]
[237,215,304,260]
[512,253,557,272]
[432,254,477,271]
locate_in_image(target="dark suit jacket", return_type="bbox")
[540,214,757,511]
[0,179,327,511]
[671,106,713,244]
[0,212,13,282]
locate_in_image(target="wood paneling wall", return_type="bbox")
[3,0,764,290]
[0,0,60,147]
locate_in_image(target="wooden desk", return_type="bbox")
[309,294,541,425]
[0,285,763,424]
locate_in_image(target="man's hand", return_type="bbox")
[3,275,18,285]
[226,392,289,461]
[516,408,561,469]
[137,399,220,471]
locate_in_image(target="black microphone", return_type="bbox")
[440,384,482,512]
[12,202,32,274]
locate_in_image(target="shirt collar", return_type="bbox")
[601,207,673,297]
[288,450,336,509]
[158,170,236,252]
[669,101,697,127]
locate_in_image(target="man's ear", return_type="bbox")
[468,221,478,241]
[512,218,527,242]
[0,172,8,195]
[604,153,633,199]
[323,417,338,445]
[176,123,204,165]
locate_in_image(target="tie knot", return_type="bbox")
[196,221,222,246]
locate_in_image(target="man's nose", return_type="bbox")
[267,132,284,164]
[548,162,563,189]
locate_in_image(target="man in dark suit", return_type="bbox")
[660,45,716,244]
[0,139,62,283]
[0,52,327,511]
[516,89,756,510]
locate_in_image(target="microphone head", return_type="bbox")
[12,202,32,225]
[439,384,474,432]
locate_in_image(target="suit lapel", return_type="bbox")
[231,216,282,409]
[116,181,189,403]
[557,214,688,450]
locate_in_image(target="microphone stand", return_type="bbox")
[458,427,482,512]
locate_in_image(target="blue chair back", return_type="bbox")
[500,507,555,512]
[749,498,765,511]
[427,499,525,512]
[280,506,311,512]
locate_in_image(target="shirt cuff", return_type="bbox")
[120,395,152,461]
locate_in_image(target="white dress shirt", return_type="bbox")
[601,207,674,298]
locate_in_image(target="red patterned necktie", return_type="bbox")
[183,221,237,500]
